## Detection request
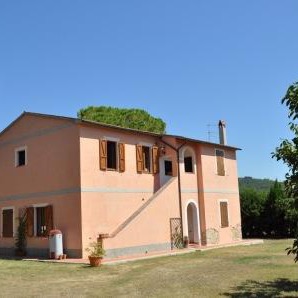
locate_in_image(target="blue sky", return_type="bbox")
[1,1,297,180]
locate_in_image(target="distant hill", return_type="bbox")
[238,177,283,192]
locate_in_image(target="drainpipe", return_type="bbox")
[159,138,186,240]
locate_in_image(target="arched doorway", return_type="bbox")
[187,202,199,243]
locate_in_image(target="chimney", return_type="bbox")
[218,120,227,145]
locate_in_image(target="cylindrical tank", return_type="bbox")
[49,229,63,259]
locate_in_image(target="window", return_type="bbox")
[107,141,117,170]
[183,148,194,173]
[184,157,193,172]
[15,147,27,167]
[142,146,151,172]
[136,144,159,174]
[164,160,173,176]
[216,149,225,176]
[2,209,13,237]
[26,205,53,237]
[220,201,229,227]
[36,207,47,237]
[99,140,125,172]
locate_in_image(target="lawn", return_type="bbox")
[0,240,297,297]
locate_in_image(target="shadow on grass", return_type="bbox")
[223,278,298,297]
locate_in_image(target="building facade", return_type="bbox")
[0,112,242,258]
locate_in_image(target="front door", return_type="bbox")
[187,202,199,243]
[187,204,195,242]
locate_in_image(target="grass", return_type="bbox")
[0,239,297,297]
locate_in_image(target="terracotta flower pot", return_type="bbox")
[88,256,103,267]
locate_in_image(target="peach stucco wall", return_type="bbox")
[79,126,164,254]
[199,145,242,244]
[79,125,160,190]
[0,194,81,253]
[0,115,81,195]
[103,178,179,254]
[0,115,82,256]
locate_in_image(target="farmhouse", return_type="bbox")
[0,112,242,258]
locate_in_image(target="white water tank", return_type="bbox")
[49,229,63,259]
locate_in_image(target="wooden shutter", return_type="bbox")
[45,205,53,236]
[152,146,159,174]
[2,209,13,237]
[136,144,143,173]
[118,143,125,172]
[216,150,225,176]
[220,202,229,227]
[99,139,107,171]
[26,207,34,237]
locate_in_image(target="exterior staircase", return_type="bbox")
[108,177,177,238]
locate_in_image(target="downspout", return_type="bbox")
[159,138,186,240]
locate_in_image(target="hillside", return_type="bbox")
[238,177,282,192]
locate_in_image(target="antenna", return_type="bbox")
[207,123,218,142]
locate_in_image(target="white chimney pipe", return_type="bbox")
[218,120,227,145]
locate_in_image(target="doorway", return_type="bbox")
[187,202,199,243]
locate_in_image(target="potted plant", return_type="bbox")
[85,240,106,267]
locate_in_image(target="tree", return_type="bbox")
[262,181,288,238]
[240,181,297,239]
[273,81,298,261]
[240,188,266,237]
[77,106,166,134]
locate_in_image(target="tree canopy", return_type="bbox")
[77,106,166,134]
[240,181,297,239]
[239,177,278,192]
[273,81,298,262]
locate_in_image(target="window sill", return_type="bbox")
[137,171,154,174]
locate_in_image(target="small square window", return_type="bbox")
[164,160,173,176]
[15,148,27,167]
